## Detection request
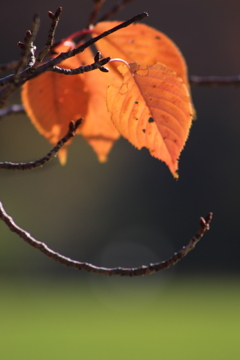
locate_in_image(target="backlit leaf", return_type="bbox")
[93,21,195,118]
[93,23,188,86]
[22,64,89,165]
[73,50,121,162]
[22,43,120,163]
[107,62,193,177]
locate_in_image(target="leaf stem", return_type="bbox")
[109,58,130,68]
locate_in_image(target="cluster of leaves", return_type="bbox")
[0,3,212,276]
[22,20,194,177]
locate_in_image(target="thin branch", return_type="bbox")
[189,75,240,87]
[98,0,137,22]
[88,0,106,27]
[0,119,82,170]
[0,104,25,118]
[0,207,213,276]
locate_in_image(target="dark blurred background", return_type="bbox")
[1,0,240,283]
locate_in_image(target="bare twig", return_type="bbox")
[0,119,82,170]
[189,75,240,87]
[98,0,136,22]
[0,104,25,118]
[14,13,40,80]
[33,7,62,69]
[0,14,40,107]
[0,207,213,276]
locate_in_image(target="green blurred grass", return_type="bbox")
[0,277,239,360]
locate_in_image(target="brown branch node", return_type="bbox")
[51,56,110,74]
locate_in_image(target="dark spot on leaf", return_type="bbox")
[142,129,146,133]
[163,137,167,140]
[81,62,86,66]
[135,101,139,104]
[153,84,156,88]
[135,118,138,120]
[174,139,177,143]
[149,98,152,101]
[148,117,154,123]
[155,36,161,40]
[129,39,134,44]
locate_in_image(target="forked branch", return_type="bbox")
[0,119,82,170]
[0,207,212,276]
[0,12,148,89]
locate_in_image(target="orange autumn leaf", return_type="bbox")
[22,64,89,165]
[93,22,188,85]
[107,62,193,177]
[22,42,121,163]
[93,21,195,117]
[21,41,88,165]
[57,41,121,161]
[73,50,121,162]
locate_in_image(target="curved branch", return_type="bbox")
[0,119,82,170]
[0,205,213,276]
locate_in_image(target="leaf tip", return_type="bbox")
[58,148,68,166]
[98,154,108,163]
[173,171,179,179]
